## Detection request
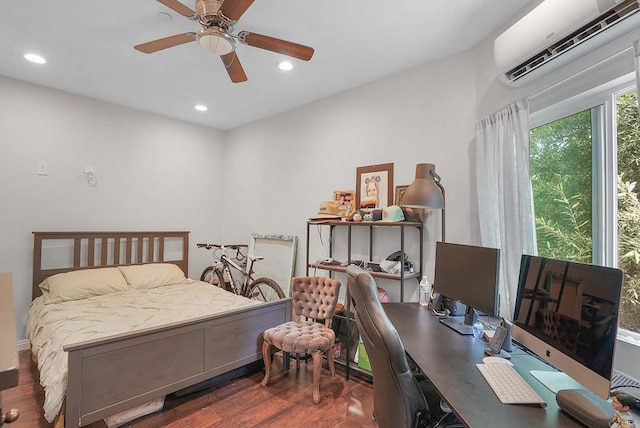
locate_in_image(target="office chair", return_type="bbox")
[261,276,341,404]
[346,265,462,428]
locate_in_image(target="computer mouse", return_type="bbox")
[482,356,513,365]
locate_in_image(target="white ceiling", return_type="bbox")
[0,0,530,130]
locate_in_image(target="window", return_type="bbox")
[530,79,640,335]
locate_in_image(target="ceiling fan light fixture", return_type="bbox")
[197,28,235,55]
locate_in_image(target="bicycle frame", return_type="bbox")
[218,250,263,296]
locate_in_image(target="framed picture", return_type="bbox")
[249,233,298,297]
[333,190,355,216]
[356,163,394,210]
[395,184,424,222]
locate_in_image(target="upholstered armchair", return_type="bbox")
[261,276,341,404]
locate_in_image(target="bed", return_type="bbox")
[28,231,292,428]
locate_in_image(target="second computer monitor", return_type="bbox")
[433,241,501,334]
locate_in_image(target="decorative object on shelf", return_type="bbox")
[310,201,342,219]
[332,190,355,217]
[355,163,394,211]
[371,209,383,221]
[379,205,405,222]
[395,184,424,222]
[401,163,446,241]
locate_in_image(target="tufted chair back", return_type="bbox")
[291,276,341,327]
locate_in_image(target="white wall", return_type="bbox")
[223,51,478,302]
[1,76,227,341]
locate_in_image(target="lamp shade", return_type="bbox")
[401,163,444,209]
[197,28,235,55]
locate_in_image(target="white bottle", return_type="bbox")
[419,276,431,306]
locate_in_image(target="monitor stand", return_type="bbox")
[529,370,584,393]
[439,316,473,335]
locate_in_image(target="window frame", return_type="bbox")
[529,72,640,371]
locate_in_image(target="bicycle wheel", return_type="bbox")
[200,266,215,282]
[201,267,231,292]
[247,277,285,302]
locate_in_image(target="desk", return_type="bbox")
[384,303,581,427]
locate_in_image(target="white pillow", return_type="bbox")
[118,263,186,290]
[39,267,129,303]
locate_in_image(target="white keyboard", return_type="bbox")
[476,363,547,407]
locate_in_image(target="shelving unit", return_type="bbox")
[306,219,423,380]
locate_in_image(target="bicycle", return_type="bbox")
[196,243,285,302]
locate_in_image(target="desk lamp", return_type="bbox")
[401,163,446,241]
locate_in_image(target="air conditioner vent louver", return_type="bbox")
[495,0,640,86]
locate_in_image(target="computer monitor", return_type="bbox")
[433,242,501,335]
[512,254,623,399]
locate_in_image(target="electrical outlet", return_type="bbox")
[37,162,48,176]
[84,166,94,174]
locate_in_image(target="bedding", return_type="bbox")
[28,271,261,423]
[38,267,129,303]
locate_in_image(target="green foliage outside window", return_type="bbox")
[530,93,640,332]
[530,110,593,263]
[616,93,640,332]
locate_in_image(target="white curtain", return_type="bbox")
[475,98,537,320]
[635,40,640,118]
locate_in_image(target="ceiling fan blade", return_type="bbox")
[134,33,197,53]
[238,31,314,61]
[220,0,255,21]
[221,52,248,83]
[156,0,198,18]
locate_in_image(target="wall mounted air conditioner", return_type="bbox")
[495,0,640,86]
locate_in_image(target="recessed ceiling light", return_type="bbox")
[277,61,293,71]
[24,53,46,64]
[194,105,208,112]
[157,11,173,22]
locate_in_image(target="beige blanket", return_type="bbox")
[28,280,260,422]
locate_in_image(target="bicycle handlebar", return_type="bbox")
[196,243,248,260]
[196,243,247,250]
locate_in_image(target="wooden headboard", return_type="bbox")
[32,231,190,299]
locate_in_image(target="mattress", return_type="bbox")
[27,280,260,422]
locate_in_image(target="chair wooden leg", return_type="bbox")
[312,351,322,404]
[327,348,335,376]
[260,340,271,387]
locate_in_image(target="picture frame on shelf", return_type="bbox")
[355,163,394,210]
[333,190,355,217]
[395,184,424,222]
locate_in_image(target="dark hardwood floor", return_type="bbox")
[4,350,376,428]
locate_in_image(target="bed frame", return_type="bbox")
[31,231,292,428]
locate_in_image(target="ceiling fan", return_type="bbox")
[134,0,314,83]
